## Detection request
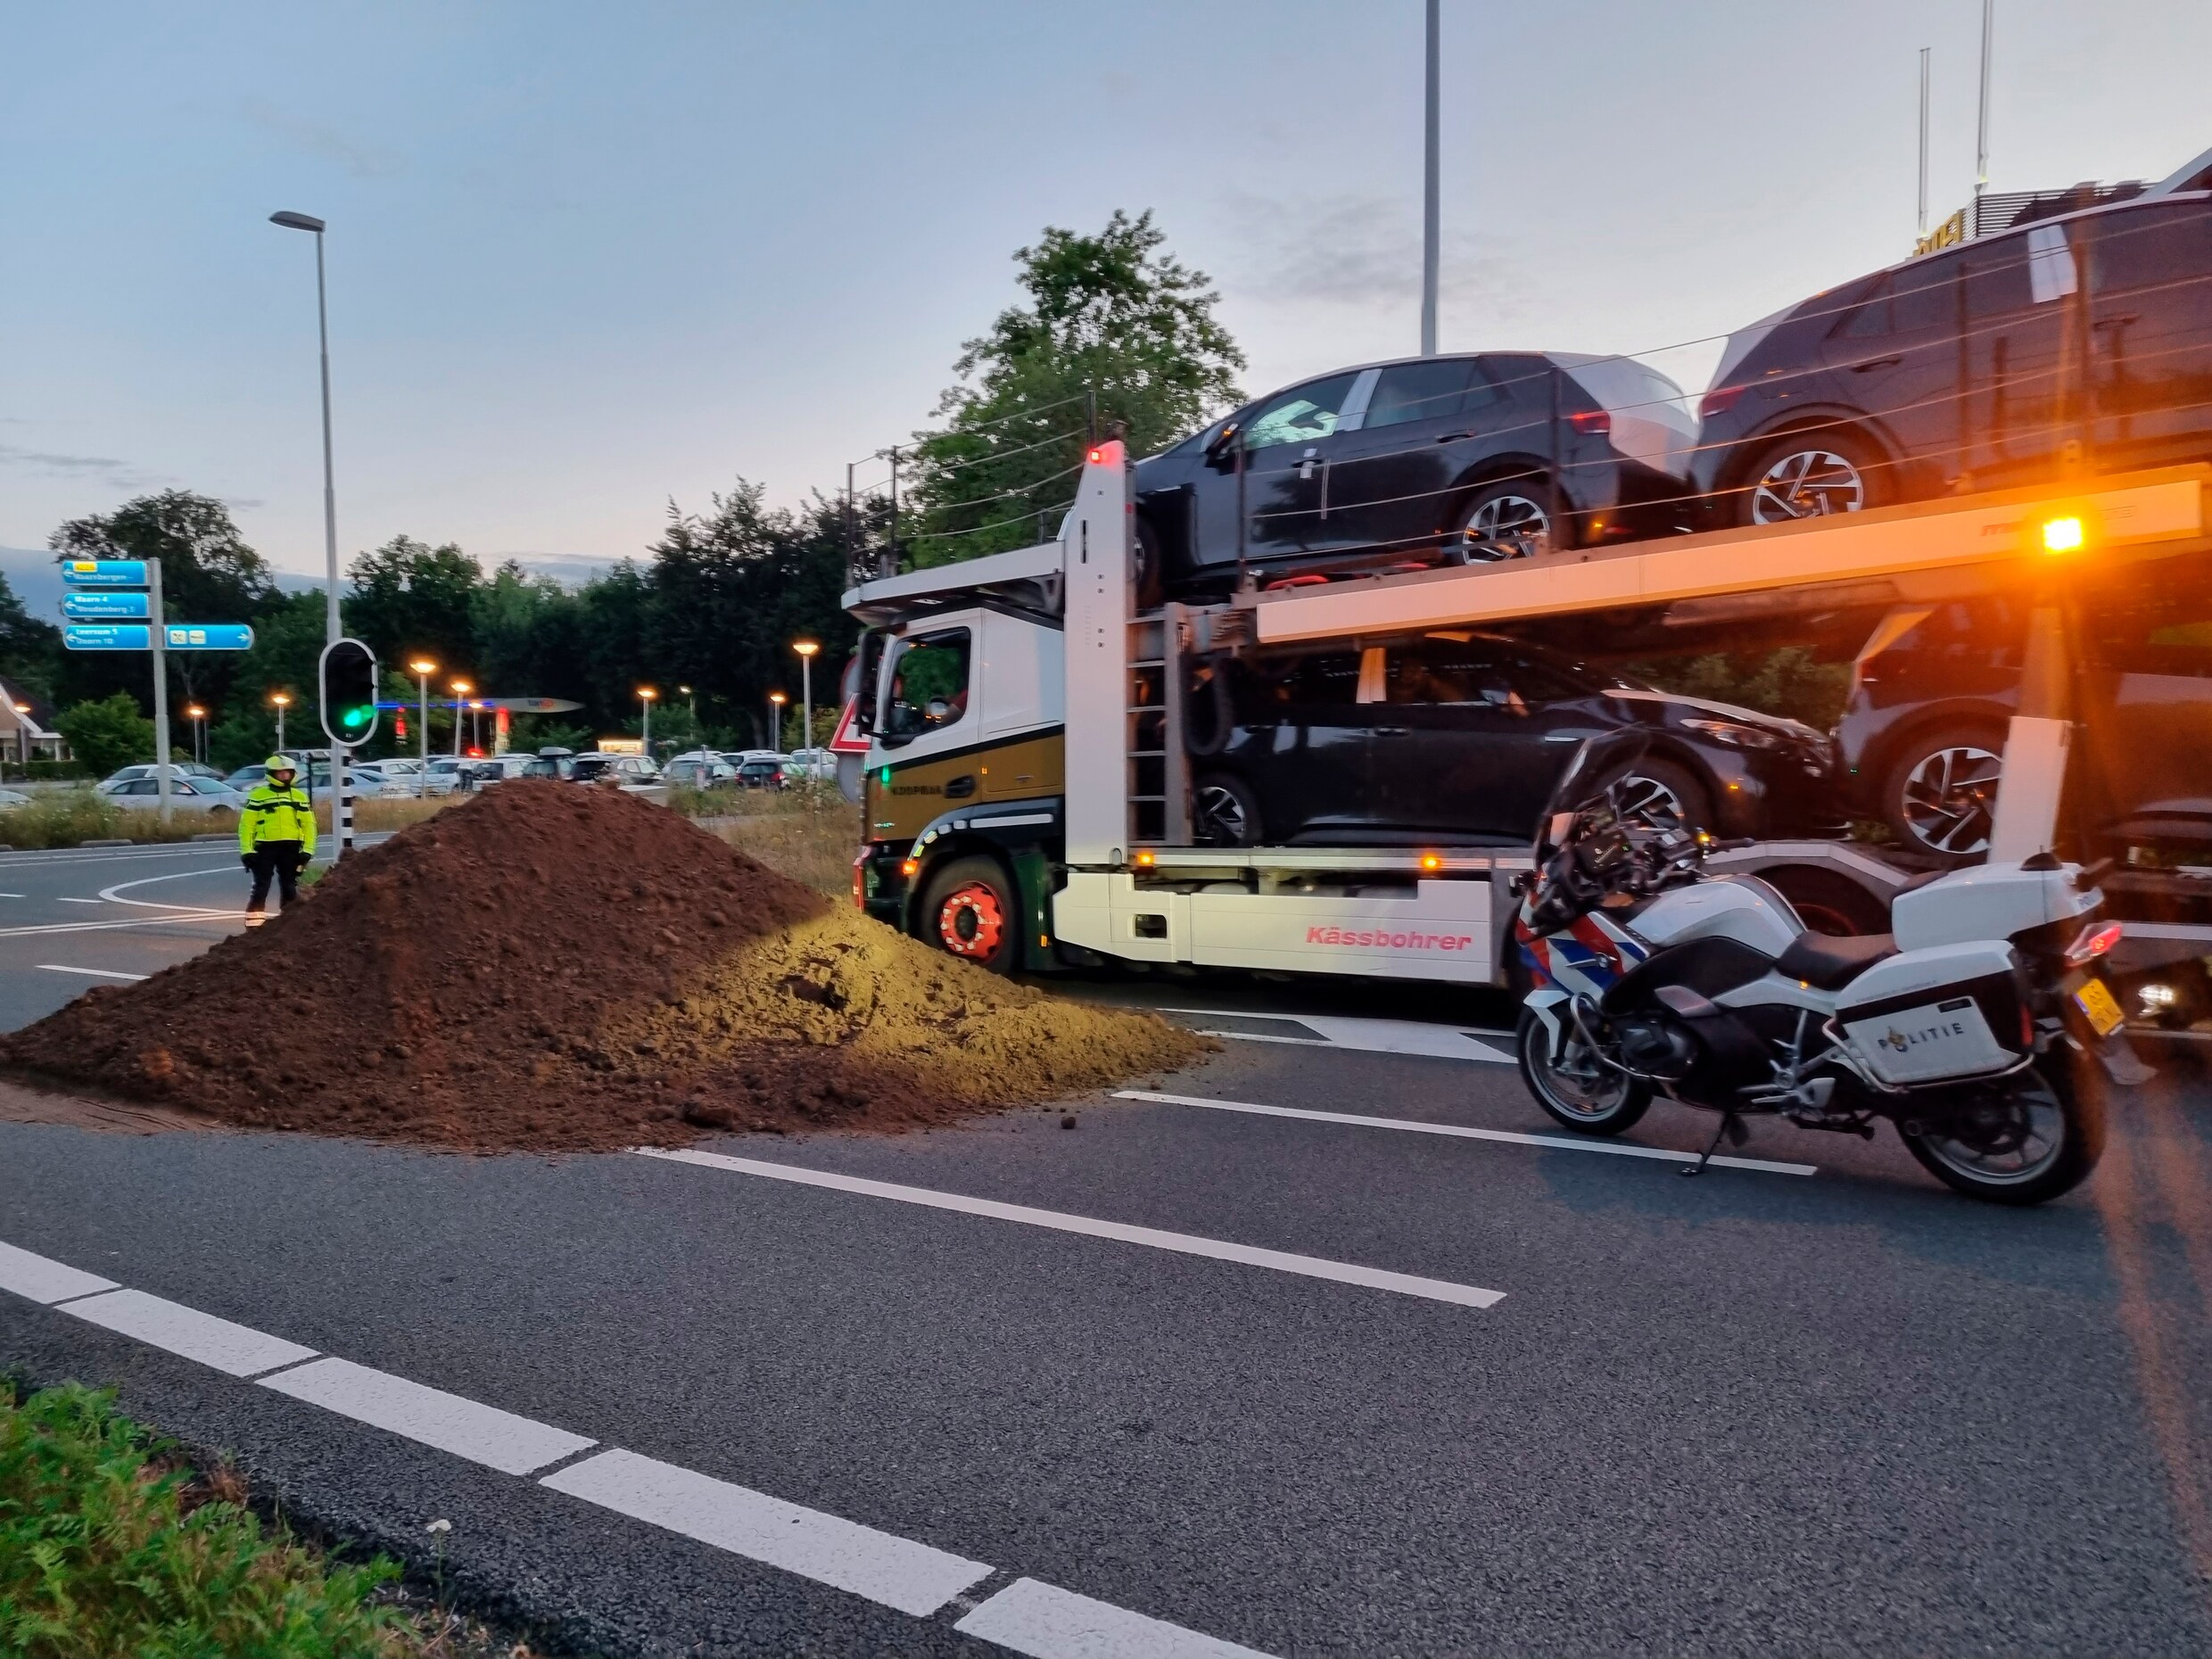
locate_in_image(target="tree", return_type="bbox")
[906,210,1246,565]
[56,691,155,777]
[345,537,483,676]
[0,571,62,704]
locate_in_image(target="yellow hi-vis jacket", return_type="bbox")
[239,782,318,857]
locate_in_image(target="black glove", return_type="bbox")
[241,854,254,871]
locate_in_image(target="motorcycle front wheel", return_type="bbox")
[1900,1059,2106,1206]
[1517,1007,1652,1135]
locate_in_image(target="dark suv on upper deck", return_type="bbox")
[1690,143,2212,528]
[1133,351,1696,600]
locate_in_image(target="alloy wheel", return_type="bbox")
[1915,1077,2068,1187]
[1531,1022,1635,1122]
[1614,772,1688,829]
[1462,494,1551,561]
[1901,743,2002,855]
[1750,449,1865,523]
[1193,783,1251,846]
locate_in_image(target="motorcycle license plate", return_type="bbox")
[2074,977,2125,1037]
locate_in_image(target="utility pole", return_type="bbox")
[1420,0,1440,357]
[1975,0,1994,213]
[1918,46,1931,235]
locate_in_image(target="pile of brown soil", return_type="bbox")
[0,781,1205,1151]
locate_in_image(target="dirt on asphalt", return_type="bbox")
[0,780,1206,1151]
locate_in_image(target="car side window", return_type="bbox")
[2093,202,2212,294]
[884,628,971,736]
[1251,651,1359,707]
[122,780,157,796]
[1962,242,2032,318]
[1242,374,1360,452]
[2083,571,2212,678]
[1363,359,1477,430]
[1892,256,1955,332]
[1391,639,1520,710]
[1839,276,1893,337]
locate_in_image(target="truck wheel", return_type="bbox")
[920,855,1019,974]
[1193,772,1263,847]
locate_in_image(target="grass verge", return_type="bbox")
[703,788,863,897]
[0,1382,538,1658]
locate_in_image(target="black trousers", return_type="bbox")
[245,842,305,912]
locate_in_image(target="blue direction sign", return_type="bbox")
[162,623,254,651]
[64,624,153,651]
[60,559,150,589]
[62,590,150,621]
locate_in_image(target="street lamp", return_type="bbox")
[408,660,436,795]
[184,704,206,767]
[793,640,820,795]
[768,690,787,752]
[269,690,291,752]
[638,687,657,755]
[450,680,472,757]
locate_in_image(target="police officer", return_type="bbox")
[239,754,317,919]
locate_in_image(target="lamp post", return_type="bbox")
[793,640,820,796]
[184,705,206,767]
[269,691,290,753]
[450,681,472,757]
[407,660,435,795]
[639,687,657,757]
[768,691,787,753]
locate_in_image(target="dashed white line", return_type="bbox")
[55,896,105,905]
[261,1358,597,1476]
[957,1576,1275,1659]
[542,1449,993,1616]
[1115,1091,1820,1176]
[38,964,148,981]
[58,1287,320,1376]
[0,1240,119,1304]
[634,1147,1505,1308]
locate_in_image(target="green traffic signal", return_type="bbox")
[318,638,381,747]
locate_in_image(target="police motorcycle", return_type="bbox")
[1512,730,2149,1205]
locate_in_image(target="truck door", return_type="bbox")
[1961,229,2072,491]
[2089,199,2212,471]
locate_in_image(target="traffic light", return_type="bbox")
[318,638,381,747]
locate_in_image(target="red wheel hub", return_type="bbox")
[937,883,1006,960]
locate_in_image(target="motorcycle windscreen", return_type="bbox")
[1532,729,1650,855]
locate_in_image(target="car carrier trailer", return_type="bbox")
[843,449,2212,1021]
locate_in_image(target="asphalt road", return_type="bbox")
[4,850,2212,1655]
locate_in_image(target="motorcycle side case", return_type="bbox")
[1835,940,2029,1087]
[1890,863,2097,953]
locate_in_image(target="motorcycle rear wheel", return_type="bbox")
[1517,1007,1652,1135]
[1900,1059,2106,1206]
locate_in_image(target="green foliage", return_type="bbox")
[344,538,481,676]
[11,761,89,782]
[0,569,62,704]
[1627,646,1852,730]
[908,210,1245,566]
[0,1382,414,1657]
[780,706,839,750]
[55,692,154,778]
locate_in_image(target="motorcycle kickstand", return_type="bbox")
[1681,1110,1748,1178]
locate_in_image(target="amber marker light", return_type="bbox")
[1134,849,1156,867]
[1420,853,1443,871]
[2042,515,2085,554]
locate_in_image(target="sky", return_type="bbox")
[4,0,2208,592]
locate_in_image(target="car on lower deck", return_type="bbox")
[1189,631,1843,850]
[1690,144,2212,530]
[1134,351,1695,599]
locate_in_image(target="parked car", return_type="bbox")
[96,775,250,818]
[463,755,532,786]
[663,753,736,788]
[0,788,29,809]
[781,747,837,783]
[104,762,225,788]
[1841,555,2212,863]
[1132,351,1695,598]
[521,748,574,780]
[733,758,788,790]
[1188,631,1843,851]
[1691,145,2212,528]
[421,757,473,796]
[570,752,661,788]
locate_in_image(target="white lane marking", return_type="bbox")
[261,1358,597,1476]
[38,964,148,981]
[1158,1008,1513,1063]
[1117,1091,1820,1177]
[0,1240,120,1304]
[0,892,24,898]
[634,1148,1505,1308]
[59,1288,320,1376]
[0,912,237,939]
[957,1576,1275,1659]
[100,865,254,915]
[55,896,104,905]
[541,1449,993,1617]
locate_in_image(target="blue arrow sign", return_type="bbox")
[162,623,254,651]
[62,590,150,620]
[64,624,153,651]
[60,559,150,588]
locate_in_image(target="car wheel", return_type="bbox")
[1192,772,1263,847]
[1740,427,1890,525]
[920,854,1020,974]
[1616,758,1713,834]
[1133,516,1166,612]
[1449,482,1557,562]
[1884,723,2006,865]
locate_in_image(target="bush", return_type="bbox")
[0,1382,416,1658]
[54,693,154,780]
[11,761,89,782]
[0,788,201,850]
[1622,646,1852,731]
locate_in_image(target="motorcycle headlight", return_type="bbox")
[1681,717,1781,751]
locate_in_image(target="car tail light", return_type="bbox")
[1568,409,1612,436]
[1699,385,1746,418]
[2063,920,2124,967]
